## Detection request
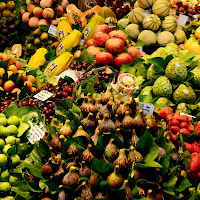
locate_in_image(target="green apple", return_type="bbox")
[0,138,5,149]
[0,117,7,126]
[5,136,16,145]
[9,175,18,185]
[7,125,18,135]
[7,116,20,126]
[0,113,6,118]
[1,127,12,137]
[2,144,11,155]
[9,154,20,166]
[0,154,8,167]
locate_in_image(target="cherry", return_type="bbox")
[56,92,63,98]
[104,75,110,82]
[11,97,16,101]
[66,87,73,95]
[77,65,82,71]
[54,86,61,92]
[72,61,78,67]
[115,8,124,18]
[82,63,87,69]
[112,0,120,8]
[48,88,53,92]
[70,82,75,87]
[67,96,72,100]
[62,92,68,97]
[35,89,41,93]
[49,115,54,120]
[45,118,51,124]
[62,97,66,100]
[2,101,9,105]
[46,109,53,115]
[48,103,54,109]
[31,102,35,107]
[21,101,28,106]
[43,107,48,111]
[28,99,33,105]
[50,94,57,101]
[58,80,63,86]
[42,113,46,118]
[3,97,9,101]
[47,82,52,87]
[43,85,47,90]
[122,5,130,15]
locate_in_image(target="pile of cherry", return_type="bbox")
[0,96,17,112]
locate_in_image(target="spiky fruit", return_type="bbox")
[152,76,172,98]
[165,57,187,82]
[155,97,173,108]
[147,64,156,81]
[191,67,200,86]
[176,103,191,114]
[165,42,179,57]
[151,47,166,59]
[173,84,196,104]
[139,86,153,99]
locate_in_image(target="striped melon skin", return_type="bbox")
[128,7,146,24]
[138,0,156,9]
[152,0,170,17]
[142,14,161,32]
[138,30,157,45]
[157,31,175,46]
[125,24,140,39]
[174,29,186,44]
[161,16,177,32]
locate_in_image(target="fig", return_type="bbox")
[121,111,134,130]
[54,153,62,164]
[129,129,139,146]
[81,113,96,131]
[7,125,18,135]
[99,113,115,133]
[73,126,90,138]
[132,162,141,180]
[81,96,97,117]
[87,93,95,104]
[59,119,72,137]
[65,156,79,170]
[98,100,115,120]
[128,146,143,164]
[147,189,156,200]
[7,116,20,126]
[132,110,146,129]
[113,149,129,170]
[41,160,53,179]
[0,117,7,126]
[95,98,103,111]
[80,182,93,200]
[50,132,62,151]
[62,166,80,189]
[116,101,132,120]
[114,95,121,110]
[79,161,91,178]
[89,171,98,190]
[5,135,16,145]
[105,138,119,160]
[91,129,100,145]
[124,180,133,200]
[100,86,113,105]
[107,165,123,189]
[146,114,157,134]
[67,144,78,156]
[0,138,5,149]
[0,182,11,193]
[81,144,94,164]
[0,169,10,181]
[138,187,145,196]
[58,189,69,200]
[95,191,105,199]
[157,146,167,158]
[115,128,124,143]
[9,175,18,185]
[2,144,11,155]
[115,114,121,128]
[55,163,64,176]
[9,154,20,166]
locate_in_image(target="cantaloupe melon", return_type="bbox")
[98,7,116,19]
[128,7,146,24]
[152,0,170,17]
[174,29,186,44]
[125,24,140,39]
[138,30,157,45]
[157,31,175,46]
[138,0,156,9]
[142,14,161,32]
[161,16,177,32]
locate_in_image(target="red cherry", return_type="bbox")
[21,101,28,107]
[67,96,72,100]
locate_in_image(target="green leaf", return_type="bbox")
[159,154,172,175]
[17,119,30,137]
[175,175,192,193]
[79,49,96,64]
[120,63,136,75]
[136,40,146,47]
[163,175,178,196]
[139,95,152,103]
[11,181,31,198]
[38,139,51,162]
[55,99,73,117]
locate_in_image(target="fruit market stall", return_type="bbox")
[1,0,200,199]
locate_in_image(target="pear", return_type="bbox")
[0,113,6,118]
[2,144,11,155]
[0,154,8,167]
[1,127,12,137]
[7,125,18,135]
[9,175,18,185]
[0,182,11,193]
[9,154,20,166]
[7,116,20,126]
[0,138,5,149]
[5,136,16,145]
[0,117,7,126]
[0,169,10,181]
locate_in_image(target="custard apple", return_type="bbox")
[192,55,200,68]
[165,57,187,82]
[176,103,191,114]
[151,47,166,59]
[140,86,153,99]
[191,67,200,86]
[165,43,179,57]
[156,97,174,108]
[173,84,196,103]
[153,76,172,98]
[147,64,156,81]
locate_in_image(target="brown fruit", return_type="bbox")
[55,163,64,176]
[81,144,94,164]
[98,100,115,120]
[113,148,129,170]
[99,113,115,133]
[95,98,103,111]
[50,133,62,151]
[104,138,119,160]
[128,146,143,164]
[129,129,139,146]
[59,119,72,137]
[89,171,98,190]
[91,129,100,145]
[41,161,53,179]
[79,161,91,178]
[121,111,134,130]
[100,86,113,104]
[81,97,97,117]
[73,126,90,138]
[124,180,133,200]
[81,113,96,131]
[116,101,132,120]
[80,182,93,200]
[65,156,79,170]
[67,144,78,156]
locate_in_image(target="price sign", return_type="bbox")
[178,14,189,27]
[48,25,57,36]
[33,90,53,101]
[139,102,154,114]
[136,47,143,57]
[27,124,45,144]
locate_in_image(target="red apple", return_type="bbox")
[105,38,124,54]
[127,46,140,59]
[95,24,111,34]
[112,0,120,8]
[87,46,101,57]
[95,52,114,66]
[92,32,109,47]
[85,39,94,48]
[115,8,124,19]
[122,5,130,15]
[114,53,133,69]
[108,30,127,43]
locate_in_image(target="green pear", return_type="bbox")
[5,136,16,145]
[0,113,6,118]
[0,117,7,126]
[0,169,10,181]
[0,182,11,193]
[0,138,5,149]
[7,116,20,126]
[9,175,18,185]
[15,138,21,144]
[1,127,12,137]
[9,154,20,166]
[2,144,11,155]
[0,154,8,167]
[7,125,18,135]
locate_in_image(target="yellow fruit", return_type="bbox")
[40,32,49,42]
[0,2,6,12]
[8,65,17,73]
[7,71,13,78]
[0,68,5,78]
[2,9,11,17]
[34,38,41,46]
[33,28,42,36]
[3,80,15,92]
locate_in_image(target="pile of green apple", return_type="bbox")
[0,113,21,198]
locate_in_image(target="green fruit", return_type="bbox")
[151,47,166,59]
[5,136,16,145]
[176,103,191,114]
[0,138,5,149]
[165,42,179,57]
[1,127,12,137]
[191,67,200,86]
[9,154,20,166]
[173,84,196,103]
[0,154,8,167]
[153,76,172,98]
[0,117,7,126]
[15,138,21,144]
[8,116,20,126]
[2,144,11,155]
[117,18,130,28]
[7,125,18,135]
[0,182,11,193]
[147,64,156,81]
[9,175,18,185]
[165,57,187,82]
[155,97,174,108]
[0,113,6,118]
[140,86,153,99]
[0,169,10,181]
[2,196,15,200]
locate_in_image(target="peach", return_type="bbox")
[56,5,63,16]
[61,0,69,9]
[2,9,11,17]
[14,61,23,70]
[26,0,31,4]
[33,7,43,18]
[0,2,7,12]
[7,71,13,78]
[30,87,37,94]
[22,12,30,23]
[34,0,40,3]
[6,55,15,65]
[20,7,25,15]
[50,18,59,25]
[0,53,7,60]
[11,88,21,96]
[17,70,26,81]
[3,80,15,92]
[42,8,54,19]
[0,68,5,78]
[8,65,17,73]
[26,75,35,84]
[28,17,39,28]
[24,81,32,89]
[40,0,53,9]
[38,19,50,26]
[27,3,36,13]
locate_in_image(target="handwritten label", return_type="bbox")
[178,14,189,27]
[139,102,154,114]
[34,90,53,101]
[27,124,45,144]
[136,47,143,57]
[48,25,57,36]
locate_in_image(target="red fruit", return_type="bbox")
[184,142,194,153]
[188,124,195,132]
[192,141,200,153]
[92,32,109,47]
[163,107,173,115]
[196,129,200,137]
[166,114,173,122]
[189,117,193,123]
[95,24,110,34]
[114,53,133,70]
[157,109,167,120]
[172,112,180,120]
[191,152,199,159]
[170,119,180,127]
[179,128,190,136]
[190,156,200,172]
[105,38,125,54]
[115,8,124,18]
[85,39,94,48]
[108,30,127,43]
[195,122,200,130]
[180,122,189,129]
[95,52,114,66]
[171,133,179,141]
[179,115,189,122]
[170,126,180,134]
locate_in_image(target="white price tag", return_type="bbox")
[136,47,143,57]
[27,124,45,144]
[193,15,198,20]
[139,102,154,114]
[33,90,53,101]
[178,14,189,27]
[48,25,57,36]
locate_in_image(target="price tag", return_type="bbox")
[178,14,189,27]
[48,25,57,36]
[139,102,154,114]
[33,90,53,101]
[136,47,143,57]
[27,124,45,144]
[193,15,198,20]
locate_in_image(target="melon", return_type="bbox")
[128,7,146,24]
[125,24,140,39]
[152,0,170,17]
[157,31,175,46]
[134,1,140,8]
[117,18,130,28]
[138,30,157,45]
[142,14,161,32]
[168,9,176,17]
[161,16,177,32]
[174,29,186,44]
[138,0,156,9]
[98,7,116,19]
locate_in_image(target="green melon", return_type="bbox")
[128,7,146,24]
[161,16,178,32]
[138,0,156,9]
[142,14,161,32]
[157,31,175,46]
[125,24,140,39]
[138,30,157,45]
[152,0,170,17]
[98,7,116,19]
[174,29,186,44]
